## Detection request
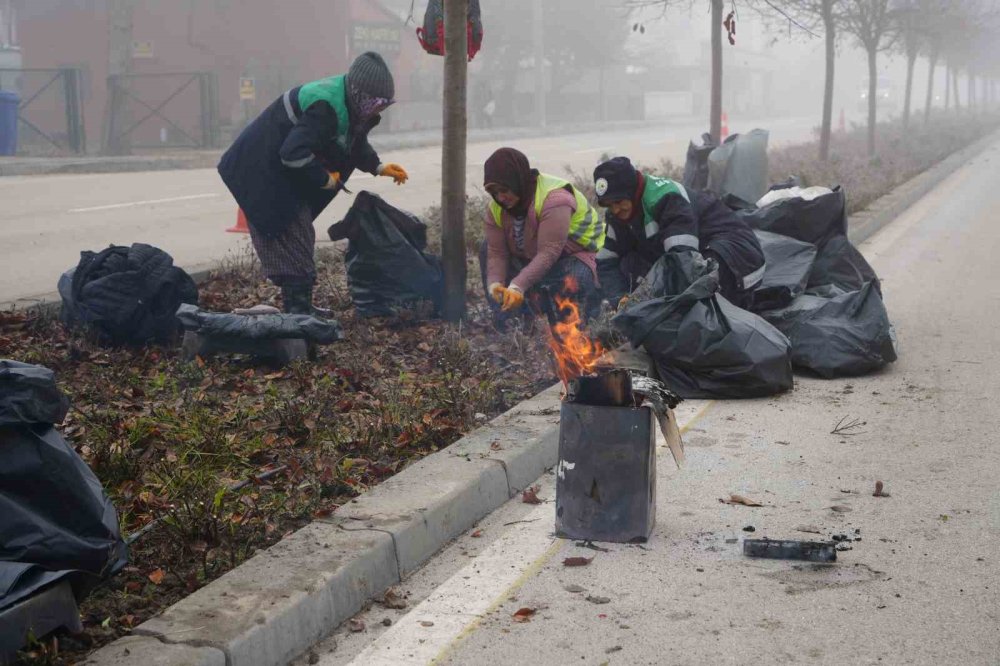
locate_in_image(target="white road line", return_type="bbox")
[572,146,614,154]
[68,193,220,213]
[339,399,712,666]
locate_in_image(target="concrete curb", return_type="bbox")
[46,130,1000,666]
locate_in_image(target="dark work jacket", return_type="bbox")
[599,182,765,300]
[217,85,382,237]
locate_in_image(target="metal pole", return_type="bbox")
[441,0,468,322]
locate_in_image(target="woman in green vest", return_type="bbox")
[218,52,409,315]
[480,148,605,327]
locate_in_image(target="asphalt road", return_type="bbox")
[0,115,818,306]
[297,136,1000,665]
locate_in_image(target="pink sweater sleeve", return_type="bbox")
[484,213,509,287]
[510,192,574,292]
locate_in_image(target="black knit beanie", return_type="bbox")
[593,157,639,205]
[346,52,395,117]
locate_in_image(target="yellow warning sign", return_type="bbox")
[239,77,256,102]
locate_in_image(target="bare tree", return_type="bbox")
[840,0,897,155]
[441,0,468,322]
[760,0,842,160]
[894,0,923,128]
[103,0,134,155]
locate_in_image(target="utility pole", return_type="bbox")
[441,0,468,322]
[103,0,134,154]
[532,1,545,128]
[709,0,723,143]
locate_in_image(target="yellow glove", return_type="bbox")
[322,171,343,190]
[617,294,630,311]
[488,282,506,304]
[499,285,524,312]
[378,163,409,185]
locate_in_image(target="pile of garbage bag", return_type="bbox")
[741,184,898,378]
[328,191,443,318]
[0,360,127,614]
[59,243,198,346]
[176,304,344,344]
[613,252,794,399]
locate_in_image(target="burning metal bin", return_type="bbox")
[555,399,657,544]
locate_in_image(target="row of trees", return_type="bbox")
[626,0,1000,158]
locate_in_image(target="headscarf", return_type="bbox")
[484,148,539,219]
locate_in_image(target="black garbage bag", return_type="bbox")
[613,253,793,399]
[752,230,818,312]
[175,304,344,344]
[0,361,127,603]
[328,191,443,318]
[734,187,847,247]
[807,234,879,293]
[682,132,716,191]
[760,282,897,378]
[58,243,198,346]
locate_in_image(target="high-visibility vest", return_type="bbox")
[296,74,351,152]
[489,173,605,252]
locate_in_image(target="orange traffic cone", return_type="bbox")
[721,112,729,139]
[226,208,250,234]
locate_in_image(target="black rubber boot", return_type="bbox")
[281,285,312,315]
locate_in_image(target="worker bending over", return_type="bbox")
[218,51,409,315]
[593,156,765,310]
[481,148,605,327]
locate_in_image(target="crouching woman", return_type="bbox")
[479,148,605,327]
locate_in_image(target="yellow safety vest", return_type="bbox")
[489,173,605,252]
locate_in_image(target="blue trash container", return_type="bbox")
[0,90,20,156]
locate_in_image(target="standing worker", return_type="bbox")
[481,148,605,327]
[593,157,765,310]
[218,52,409,314]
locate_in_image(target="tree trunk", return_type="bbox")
[103,0,134,155]
[866,47,877,156]
[952,66,961,112]
[819,0,835,161]
[709,0,724,143]
[532,1,546,128]
[903,50,916,129]
[967,70,975,112]
[441,0,468,322]
[944,66,951,110]
[923,51,937,124]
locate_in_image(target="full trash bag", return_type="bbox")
[807,234,879,293]
[682,132,716,191]
[0,361,128,605]
[328,191,443,318]
[733,186,847,247]
[176,304,344,344]
[708,129,769,205]
[613,253,793,399]
[752,230,818,312]
[58,243,198,346]
[760,282,897,378]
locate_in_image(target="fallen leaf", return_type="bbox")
[147,568,165,585]
[586,595,611,605]
[419,620,434,627]
[512,607,536,623]
[379,588,407,610]
[471,529,483,538]
[563,556,593,567]
[522,486,542,505]
[873,480,890,497]
[830,505,853,513]
[312,507,333,519]
[939,514,949,522]
[720,494,763,507]
[490,441,503,451]
[348,618,365,633]
[564,584,585,593]
[795,525,823,534]
[125,581,142,593]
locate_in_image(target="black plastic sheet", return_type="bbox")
[328,192,443,318]
[176,304,343,344]
[0,361,127,611]
[734,187,847,246]
[752,230,818,311]
[613,253,793,399]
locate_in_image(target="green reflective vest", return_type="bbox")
[296,74,351,152]
[489,173,605,252]
[639,174,690,235]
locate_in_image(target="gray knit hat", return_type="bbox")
[346,51,395,117]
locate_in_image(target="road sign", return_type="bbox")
[132,41,154,59]
[351,23,402,56]
[239,77,256,102]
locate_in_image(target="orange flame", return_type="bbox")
[546,276,605,387]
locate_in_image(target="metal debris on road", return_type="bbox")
[743,538,837,562]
